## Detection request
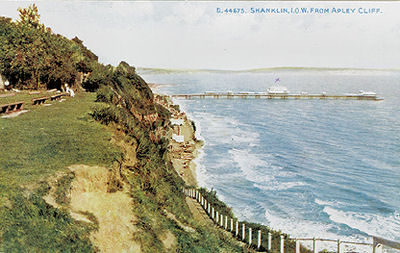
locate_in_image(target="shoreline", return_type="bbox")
[155,93,202,187]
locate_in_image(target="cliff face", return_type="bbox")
[87,61,190,252]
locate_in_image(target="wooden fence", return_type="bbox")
[184,188,399,253]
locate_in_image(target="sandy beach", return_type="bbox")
[154,94,202,187]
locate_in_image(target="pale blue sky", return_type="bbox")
[1,1,399,70]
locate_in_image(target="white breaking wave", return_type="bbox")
[193,146,207,187]
[264,209,373,253]
[193,111,260,146]
[229,149,272,184]
[254,181,308,191]
[315,198,350,208]
[324,206,400,242]
[228,148,301,189]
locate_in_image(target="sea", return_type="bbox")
[139,69,400,251]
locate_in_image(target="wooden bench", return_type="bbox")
[32,96,49,105]
[0,101,24,114]
[50,94,62,101]
[0,93,16,98]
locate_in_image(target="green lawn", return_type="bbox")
[0,92,124,251]
[0,91,243,252]
[0,92,122,195]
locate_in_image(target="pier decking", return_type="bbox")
[171,93,383,101]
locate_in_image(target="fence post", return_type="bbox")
[375,244,383,253]
[235,221,239,237]
[220,214,223,227]
[313,237,316,253]
[216,211,219,223]
[242,223,246,241]
[337,239,340,253]
[257,230,261,250]
[225,216,228,230]
[207,203,210,214]
[296,240,300,253]
[211,207,215,220]
[280,235,285,253]
[230,219,234,232]
[268,232,272,251]
[249,228,252,246]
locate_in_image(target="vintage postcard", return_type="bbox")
[0,1,398,252]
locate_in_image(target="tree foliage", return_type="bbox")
[17,4,43,30]
[0,5,99,90]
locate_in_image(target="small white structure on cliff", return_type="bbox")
[170,118,184,126]
[172,134,184,143]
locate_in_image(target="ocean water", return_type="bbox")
[140,69,400,248]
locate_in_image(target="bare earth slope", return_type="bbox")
[45,165,141,253]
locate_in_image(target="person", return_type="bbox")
[4,80,10,90]
[64,83,75,97]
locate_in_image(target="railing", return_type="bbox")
[293,237,373,253]
[183,187,399,253]
[373,236,400,253]
[172,93,384,101]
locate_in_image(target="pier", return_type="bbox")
[171,93,383,101]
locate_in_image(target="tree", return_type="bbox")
[17,4,44,30]
[0,5,100,90]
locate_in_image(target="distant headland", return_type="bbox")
[138,66,400,74]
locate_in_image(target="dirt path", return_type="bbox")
[44,165,141,253]
[185,196,214,226]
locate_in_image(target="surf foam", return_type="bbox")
[324,206,400,242]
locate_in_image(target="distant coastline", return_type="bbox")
[138,66,400,75]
